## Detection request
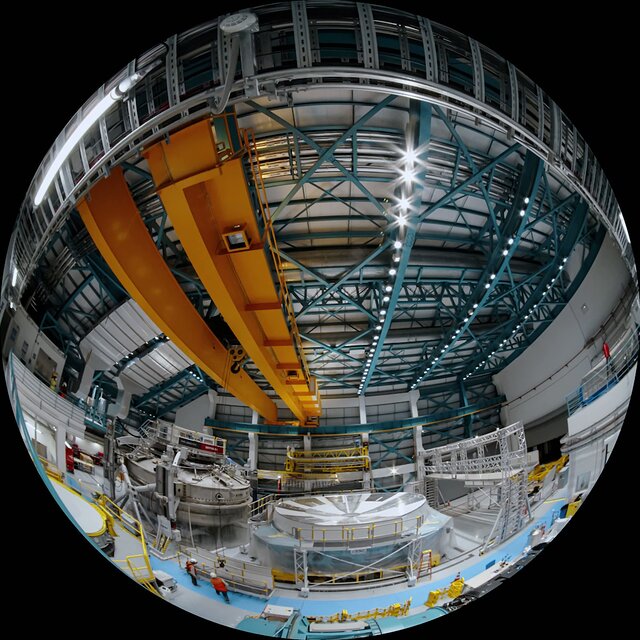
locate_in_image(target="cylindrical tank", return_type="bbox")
[252,492,453,576]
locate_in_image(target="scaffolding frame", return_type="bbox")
[423,421,531,552]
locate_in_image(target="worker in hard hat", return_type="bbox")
[210,571,230,603]
[185,558,199,587]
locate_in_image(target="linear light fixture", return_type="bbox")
[619,212,631,243]
[34,71,149,206]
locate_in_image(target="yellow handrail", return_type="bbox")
[96,493,154,585]
[311,598,412,623]
[241,128,317,411]
[39,456,65,482]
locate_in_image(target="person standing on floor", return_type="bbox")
[210,572,230,603]
[185,558,199,586]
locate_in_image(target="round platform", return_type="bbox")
[273,492,429,542]
[51,480,106,536]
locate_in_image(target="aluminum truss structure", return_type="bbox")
[423,421,531,552]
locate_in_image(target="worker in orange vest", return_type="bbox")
[210,572,230,603]
[185,558,199,587]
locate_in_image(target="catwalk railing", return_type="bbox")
[5,354,156,590]
[566,328,639,416]
[8,1,633,307]
[423,421,531,552]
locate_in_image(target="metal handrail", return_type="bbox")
[566,328,639,416]
[290,513,423,543]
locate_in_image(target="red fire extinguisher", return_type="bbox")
[603,342,610,360]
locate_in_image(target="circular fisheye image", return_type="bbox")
[3,2,635,635]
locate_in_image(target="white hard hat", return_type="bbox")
[210,572,217,578]
[190,558,197,563]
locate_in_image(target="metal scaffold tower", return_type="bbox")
[423,421,531,552]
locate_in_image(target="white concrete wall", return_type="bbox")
[73,436,104,456]
[3,305,66,382]
[23,414,57,463]
[175,394,212,431]
[8,354,87,439]
[563,363,632,498]
[567,364,636,437]
[494,236,632,426]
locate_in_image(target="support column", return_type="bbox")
[362,432,372,490]
[303,433,312,492]
[55,423,67,472]
[414,424,425,487]
[110,373,146,419]
[207,389,219,419]
[247,432,258,472]
[251,409,259,424]
[358,395,367,424]
[409,389,420,418]
[458,380,473,438]
[76,349,111,399]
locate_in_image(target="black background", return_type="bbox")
[3,2,635,635]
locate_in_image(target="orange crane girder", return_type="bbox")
[77,167,278,422]
[145,120,320,422]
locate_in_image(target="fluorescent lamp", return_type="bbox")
[401,169,414,184]
[11,267,17,287]
[34,73,143,206]
[403,149,417,164]
[619,213,631,242]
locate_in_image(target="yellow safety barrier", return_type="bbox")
[528,455,569,483]
[39,457,65,482]
[447,577,465,599]
[312,598,412,623]
[566,499,581,517]
[95,493,155,588]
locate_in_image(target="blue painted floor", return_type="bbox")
[148,555,266,613]
[150,500,562,620]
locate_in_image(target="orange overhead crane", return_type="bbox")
[77,168,277,422]
[144,116,320,424]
